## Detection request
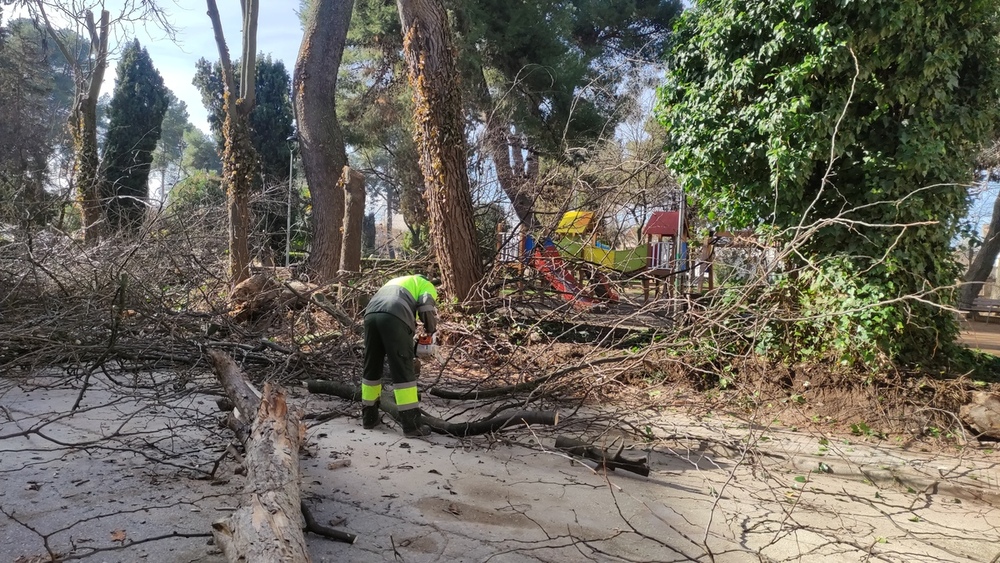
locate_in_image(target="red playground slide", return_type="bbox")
[531,244,598,307]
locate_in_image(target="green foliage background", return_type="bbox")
[658,0,1000,367]
[168,171,225,209]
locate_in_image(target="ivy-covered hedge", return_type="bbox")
[658,0,1000,368]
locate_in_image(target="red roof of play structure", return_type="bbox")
[643,211,683,236]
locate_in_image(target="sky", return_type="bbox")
[4,1,306,134]
[145,1,305,133]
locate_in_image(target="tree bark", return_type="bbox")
[397,0,483,301]
[207,351,310,563]
[339,166,366,272]
[962,192,1000,307]
[207,0,261,285]
[38,6,109,242]
[294,0,355,283]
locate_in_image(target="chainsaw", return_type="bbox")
[415,333,438,358]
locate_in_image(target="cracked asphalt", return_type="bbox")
[2,372,998,562]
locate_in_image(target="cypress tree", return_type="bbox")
[103,39,168,232]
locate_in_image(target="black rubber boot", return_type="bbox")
[362,405,380,429]
[399,409,432,437]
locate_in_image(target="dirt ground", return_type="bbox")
[2,367,999,563]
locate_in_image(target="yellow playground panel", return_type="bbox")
[555,211,596,236]
[553,211,650,274]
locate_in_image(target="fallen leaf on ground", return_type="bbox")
[110,529,127,543]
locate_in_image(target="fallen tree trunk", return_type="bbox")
[209,352,358,552]
[208,350,310,562]
[208,350,262,443]
[305,379,559,436]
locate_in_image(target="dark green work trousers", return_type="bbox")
[362,312,418,410]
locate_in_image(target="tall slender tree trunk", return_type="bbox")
[450,5,538,232]
[71,99,105,242]
[396,0,483,301]
[485,120,539,231]
[41,7,109,242]
[466,67,539,231]
[294,0,355,283]
[221,113,258,283]
[207,0,260,285]
[385,187,396,259]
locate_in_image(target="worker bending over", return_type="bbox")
[361,274,438,437]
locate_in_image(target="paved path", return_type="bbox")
[960,318,1000,357]
[1,373,998,562]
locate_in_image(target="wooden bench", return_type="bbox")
[963,298,1000,323]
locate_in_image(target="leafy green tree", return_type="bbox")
[658,0,1000,366]
[0,14,55,227]
[474,202,506,266]
[458,0,681,230]
[168,170,225,209]
[456,0,679,153]
[101,39,168,232]
[346,0,681,231]
[181,128,222,174]
[252,58,295,186]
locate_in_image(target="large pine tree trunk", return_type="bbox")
[339,166,366,272]
[397,0,483,301]
[294,0,355,283]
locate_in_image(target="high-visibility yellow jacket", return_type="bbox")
[364,274,438,333]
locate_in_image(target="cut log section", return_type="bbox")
[304,379,559,436]
[554,435,650,477]
[208,351,355,562]
[210,382,309,561]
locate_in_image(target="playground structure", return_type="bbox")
[496,203,783,310]
[497,207,713,307]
